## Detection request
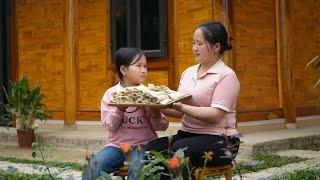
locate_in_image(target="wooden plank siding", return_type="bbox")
[14,0,319,124]
[16,0,65,114]
[77,0,109,120]
[175,0,213,79]
[233,0,281,121]
[292,0,320,117]
[212,0,236,69]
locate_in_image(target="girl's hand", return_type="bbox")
[149,107,161,119]
[149,107,160,113]
[117,106,127,112]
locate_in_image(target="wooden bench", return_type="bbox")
[194,164,233,180]
[114,164,233,180]
[114,165,128,180]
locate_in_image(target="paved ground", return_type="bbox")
[233,150,320,180]
[1,147,319,180]
[0,124,320,179]
[0,160,83,179]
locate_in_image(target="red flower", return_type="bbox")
[120,143,131,153]
[168,156,180,169]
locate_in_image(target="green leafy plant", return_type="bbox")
[96,171,115,180]
[305,55,320,107]
[31,128,77,180]
[32,127,56,179]
[139,148,191,180]
[0,167,53,180]
[0,76,51,130]
[220,134,243,180]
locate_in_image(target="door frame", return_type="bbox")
[0,0,16,125]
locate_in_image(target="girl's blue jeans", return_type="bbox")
[82,145,145,180]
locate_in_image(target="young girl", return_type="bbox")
[83,47,168,180]
[146,21,240,178]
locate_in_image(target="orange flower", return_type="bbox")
[120,143,131,153]
[168,156,180,169]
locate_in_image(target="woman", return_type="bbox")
[146,21,240,176]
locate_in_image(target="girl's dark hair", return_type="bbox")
[197,21,232,54]
[114,47,144,80]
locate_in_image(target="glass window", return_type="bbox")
[114,0,128,50]
[140,0,160,50]
[111,0,167,60]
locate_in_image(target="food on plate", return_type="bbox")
[110,84,188,105]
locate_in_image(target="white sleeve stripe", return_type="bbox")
[211,103,234,112]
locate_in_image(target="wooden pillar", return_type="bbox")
[276,0,296,128]
[212,0,236,69]
[64,0,77,128]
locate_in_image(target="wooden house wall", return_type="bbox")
[292,0,320,116]
[232,0,281,121]
[77,0,109,119]
[16,0,65,118]
[15,0,320,122]
[175,0,213,76]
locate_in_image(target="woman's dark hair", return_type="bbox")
[114,47,144,80]
[197,21,232,54]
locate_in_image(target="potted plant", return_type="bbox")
[0,76,51,148]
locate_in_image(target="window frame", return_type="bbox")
[1,0,13,125]
[110,0,168,60]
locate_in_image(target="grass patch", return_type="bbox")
[0,168,54,180]
[276,168,320,180]
[234,152,309,174]
[295,146,320,151]
[0,155,84,171]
